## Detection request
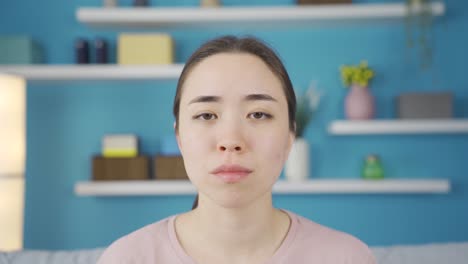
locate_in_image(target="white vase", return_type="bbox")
[285,138,310,182]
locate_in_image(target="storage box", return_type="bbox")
[102,134,138,158]
[153,155,188,180]
[396,92,453,119]
[92,156,150,181]
[297,0,352,4]
[118,33,174,65]
[0,36,43,64]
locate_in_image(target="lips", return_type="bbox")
[211,164,253,183]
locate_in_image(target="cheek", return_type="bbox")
[180,133,207,163]
[179,118,209,153]
[253,130,290,165]
[179,129,212,177]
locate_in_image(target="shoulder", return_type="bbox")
[284,211,376,263]
[96,215,176,264]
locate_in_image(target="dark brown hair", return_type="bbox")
[172,35,297,210]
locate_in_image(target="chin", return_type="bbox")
[213,186,272,209]
[213,192,252,209]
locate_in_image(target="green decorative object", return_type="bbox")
[362,154,384,180]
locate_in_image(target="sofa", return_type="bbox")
[1,242,467,263]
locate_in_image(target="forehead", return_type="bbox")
[181,52,285,102]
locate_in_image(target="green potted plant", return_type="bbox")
[285,81,321,181]
[340,60,375,120]
[405,0,434,68]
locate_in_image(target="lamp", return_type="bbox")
[0,74,26,251]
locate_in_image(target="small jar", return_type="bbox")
[75,38,90,64]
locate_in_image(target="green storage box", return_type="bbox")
[0,36,43,64]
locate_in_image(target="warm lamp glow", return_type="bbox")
[0,74,26,176]
[0,74,26,251]
[0,178,24,251]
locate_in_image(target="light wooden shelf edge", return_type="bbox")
[74,179,450,196]
[76,2,445,27]
[329,119,468,135]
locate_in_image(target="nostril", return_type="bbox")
[219,146,242,151]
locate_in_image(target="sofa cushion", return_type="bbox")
[0,248,104,264]
[371,242,468,264]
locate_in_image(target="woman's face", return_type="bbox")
[176,53,294,208]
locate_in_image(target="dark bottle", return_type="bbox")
[75,38,90,64]
[133,0,149,6]
[95,38,109,64]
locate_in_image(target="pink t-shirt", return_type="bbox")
[97,210,376,264]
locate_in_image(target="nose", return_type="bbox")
[216,120,246,153]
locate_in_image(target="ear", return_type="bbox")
[287,122,296,155]
[174,121,182,151]
[287,130,295,154]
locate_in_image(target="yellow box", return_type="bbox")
[103,149,138,158]
[118,34,174,65]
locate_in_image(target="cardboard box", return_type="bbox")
[0,36,43,64]
[396,92,453,119]
[92,156,150,181]
[154,155,188,180]
[118,33,174,65]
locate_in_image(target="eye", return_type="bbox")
[194,113,217,120]
[248,112,272,120]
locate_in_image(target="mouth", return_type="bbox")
[210,164,253,183]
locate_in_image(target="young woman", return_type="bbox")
[97,36,376,264]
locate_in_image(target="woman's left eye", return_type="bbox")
[248,112,272,120]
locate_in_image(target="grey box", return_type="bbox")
[396,92,453,119]
[0,36,43,64]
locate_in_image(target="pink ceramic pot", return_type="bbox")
[345,84,375,120]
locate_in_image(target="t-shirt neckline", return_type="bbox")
[167,209,298,264]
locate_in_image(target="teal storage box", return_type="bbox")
[0,36,43,64]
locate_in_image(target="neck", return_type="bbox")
[176,192,290,263]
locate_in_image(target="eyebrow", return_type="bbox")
[188,94,278,105]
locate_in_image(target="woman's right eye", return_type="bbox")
[194,113,217,120]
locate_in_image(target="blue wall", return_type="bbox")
[1,0,468,249]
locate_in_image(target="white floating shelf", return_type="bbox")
[76,2,445,28]
[75,179,450,196]
[0,64,184,81]
[329,119,468,135]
